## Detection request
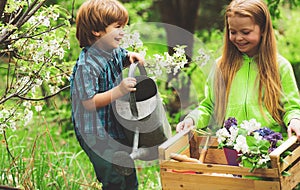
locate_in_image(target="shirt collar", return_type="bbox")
[83,46,116,61]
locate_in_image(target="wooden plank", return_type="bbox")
[279,145,300,173]
[160,131,300,190]
[197,136,219,147]
[159,130,190,161]
[160,161,279,178]
[269,136,298,168]
[202,148,227,164]
[159,130,190,150]
[280,159,300,190]
[160,170,280,190]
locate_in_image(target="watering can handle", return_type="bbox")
[128,62,147,78]
[128,62,147,118]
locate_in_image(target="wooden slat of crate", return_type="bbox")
[198,136,228,164]
[279,145,300,173]
[159,130,190,161]
[201,148,227,164]
[159,129,300,190]
[280,159,300,190]
[160,161,279,178]
[197,136,219,147]
[269,136,298,169]
[160,170,280,190]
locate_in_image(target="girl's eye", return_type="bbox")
[242,31,250,35]
[230,31,236,35]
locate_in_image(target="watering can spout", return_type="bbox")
[130,147,150,160]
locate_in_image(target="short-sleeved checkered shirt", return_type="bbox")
[70,46,128,139]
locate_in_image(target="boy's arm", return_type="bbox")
[82,77,137,111]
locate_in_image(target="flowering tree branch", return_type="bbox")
[0,0,7,21]
[0,0,47,44]
[0,85,70,104]
[0,0,73,132]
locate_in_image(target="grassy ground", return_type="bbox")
[0,113,162,189]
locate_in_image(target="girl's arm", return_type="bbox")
[176,81,214,132]
[279,56,300,140]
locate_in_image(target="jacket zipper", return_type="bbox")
[244,61,251,120]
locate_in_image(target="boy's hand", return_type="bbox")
[128,52,144,65]
[118,77,137,95]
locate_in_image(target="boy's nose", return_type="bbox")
[119,31,125,37]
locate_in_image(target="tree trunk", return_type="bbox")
[156,0,200,115]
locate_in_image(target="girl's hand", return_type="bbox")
[128,52,144,65]
[288,118,300,141]
[176,118,195,133]
[118,77,137,95]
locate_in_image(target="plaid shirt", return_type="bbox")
[70,46,128,139]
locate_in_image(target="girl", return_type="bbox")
[177,0,300,141]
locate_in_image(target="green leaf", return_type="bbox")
[281,171,291,177]
[246,136,257,147]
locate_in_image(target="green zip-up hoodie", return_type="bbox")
[186,54,300,133]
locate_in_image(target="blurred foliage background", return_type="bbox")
[1,0,300,189]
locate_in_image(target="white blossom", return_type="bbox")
[240,118,261,134]
[253,132,263,140]
[234,135,249,153]
[216,128,230,144]
[35,105,43,112]
[10,121,17,131]
[23,101,32,108]
[35,79,43,86]
[24,109,33,126]
[0,109,10,119]
[257,154,270,166]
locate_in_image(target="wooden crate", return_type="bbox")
[158,129,300,190]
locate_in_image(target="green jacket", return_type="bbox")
[187,54,300,133]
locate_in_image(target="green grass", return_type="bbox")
[0,112,161,189]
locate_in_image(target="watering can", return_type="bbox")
[112,62,171,175]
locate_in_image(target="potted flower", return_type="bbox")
[216,117,285,172]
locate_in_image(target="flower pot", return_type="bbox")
[223,147,239,166]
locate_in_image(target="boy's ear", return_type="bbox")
[92,31,103,37]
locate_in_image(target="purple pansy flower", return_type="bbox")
[224,117,238,132]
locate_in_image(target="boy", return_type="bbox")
[70,0,144,189]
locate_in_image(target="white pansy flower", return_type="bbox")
[216,128,230,144]
[229,126,239,140]
[234,135,249,153]
[257,154,270,166]
[240,118,261,134]
[253,132,263,141]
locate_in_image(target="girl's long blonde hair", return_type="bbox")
[214,0,284,126]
